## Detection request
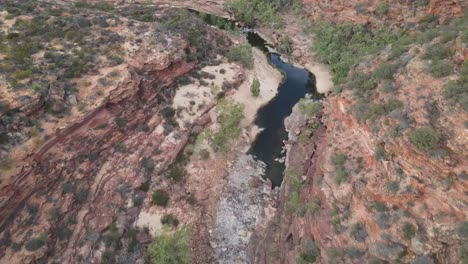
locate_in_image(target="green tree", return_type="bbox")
[251,78,260,97]
[228,43,253,68]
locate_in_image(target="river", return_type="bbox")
[193,10,321,187]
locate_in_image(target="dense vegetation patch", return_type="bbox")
[152,189,169,207]
[408,127,440,152]
[146,228,191,264]
[224,0,300,28]
[208,99,244,152]
[228,43,254,69]
[312,21,400,83]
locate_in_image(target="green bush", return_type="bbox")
[402,222,416,240]
[198,149,210,160]
[444,62,468,111]
[146,228,191,264]
[350,222,368,242]
[25,234,47,251]
[168,166,186,182]
[387,181,400,193]
[162,107,176,118]
[279,35,292,54]
[161,214,179,227]
[388,45,410,60]
[376,2,388,17]
[288,191,305,216]
[422,43,453,60]
[228,44,253,68]
[458,221,468,239]
[408,127,440,152]
[48,207,61,221]
[297,98,320,117]
[152,189,169,207]
[332,153,347,166]
[335,166,348,185]
[114,142,127,152]
[224,0,283,28]
[114,116,127,128]
[375,145,387,161]
[209,99,244,152]
[461,242,468,264]
[347,71,377,92]
[297,240,320,263]
[251,78,260,97]
[428,60,453,77]
[62,182,75,194]
[373,63,398,80]
[142,157,155,173]
[440,30,459,43]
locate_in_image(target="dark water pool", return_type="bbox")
[192,10,320,187]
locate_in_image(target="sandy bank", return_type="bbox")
[304,62,334,94]
[232,47,282,127]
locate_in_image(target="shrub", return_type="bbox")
[373,63,398,80]
[146,227,191,264]
[408,127,440,152]
[161,214,179,227]
[103,223,119,247]
[114,142,126,152]
[132,195,144,207]
[375,212,391,229]
[142,157,155,173]
[387,181,400,193]
[199,149,210,160]
[297,240,320,263]
[461,242,468,264]
[308,197,321,216]
[250,78,260,97]
[49,207,61,221]
[25,234,47,251]
[62,182,75,194]
[350,222,368,242]
[428,60,453,77]
[209,99,244,152]
[297,98,320,117]
[228,43,253,68]
[279,35,292,54]
[57,226,72,241]
[388,45,410,60]
[332,153,346,166]
[162,107,176,118]
[376,2,388,17]
[288,191,305,216]
[440,30,459,43]
[347,71,377,92]
[114,116,127,128]
[345,246,365,259]
[74,187,89,203]
[335,166,348,185]
[422,44,453,60]
[375,145,387,161]
[445,79,468,111]
[152,189,169,207]
[458,221,468,239]
[168,166,186,182]
[402,222,416,240]
[374,201,387,212]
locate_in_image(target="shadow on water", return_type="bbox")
[191,10,321,188]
